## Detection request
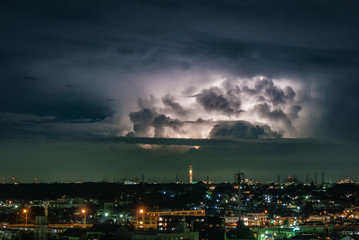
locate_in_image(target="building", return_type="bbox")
[243,213,267,226]
[225,213,267,227]
[158,215,225,240]
[135,209,205,229]
[79,223,199,240]
[132,222,199,240]
[59,228,86,240]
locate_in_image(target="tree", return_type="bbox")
[283,218,289,227]
[227,221,255,240]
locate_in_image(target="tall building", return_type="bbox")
[235,171,244,221]
[189,165,193,184]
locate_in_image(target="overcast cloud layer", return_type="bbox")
[1,0,359,181]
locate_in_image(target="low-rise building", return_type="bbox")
[135,209,205,229]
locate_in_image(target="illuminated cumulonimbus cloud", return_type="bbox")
[126,75,307,139]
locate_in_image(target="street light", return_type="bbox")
[23,209,28,226]
[81,209,86,225]
[137,209,145,228]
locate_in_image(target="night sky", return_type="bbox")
[1,0,359,183]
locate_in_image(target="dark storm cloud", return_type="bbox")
[241,86,257,96]
[153,115,184,137]
[254,79,272,92]
[195,87,241,115]
[128,102,185,138]
[209,121,281,139]
[258,83,295,105]
[0,113,56,124]
[0,113,56,138]
[288,105,302,120]
[284,87,296,101]
[254,103,292,129]
[191,39,337,77]
[0,74,112,122]
[129,108,156,136]
[162,95,187,116]
[129,108,156,124]
[265,85,286,105]
[249,79,296,106]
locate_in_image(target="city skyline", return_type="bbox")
[1,1,359,182]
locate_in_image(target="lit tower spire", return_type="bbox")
[189,165,193,184]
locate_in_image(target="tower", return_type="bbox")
[189,165,193,184]
[235,171,245,221]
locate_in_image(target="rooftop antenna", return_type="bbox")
[306,173,309,184]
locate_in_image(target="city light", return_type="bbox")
[81,209,87,225]
[23,209,28,226]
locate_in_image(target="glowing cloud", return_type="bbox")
[126,75,308,139]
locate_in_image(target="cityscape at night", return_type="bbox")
[1,0,359,239]
[0,175,359,239]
